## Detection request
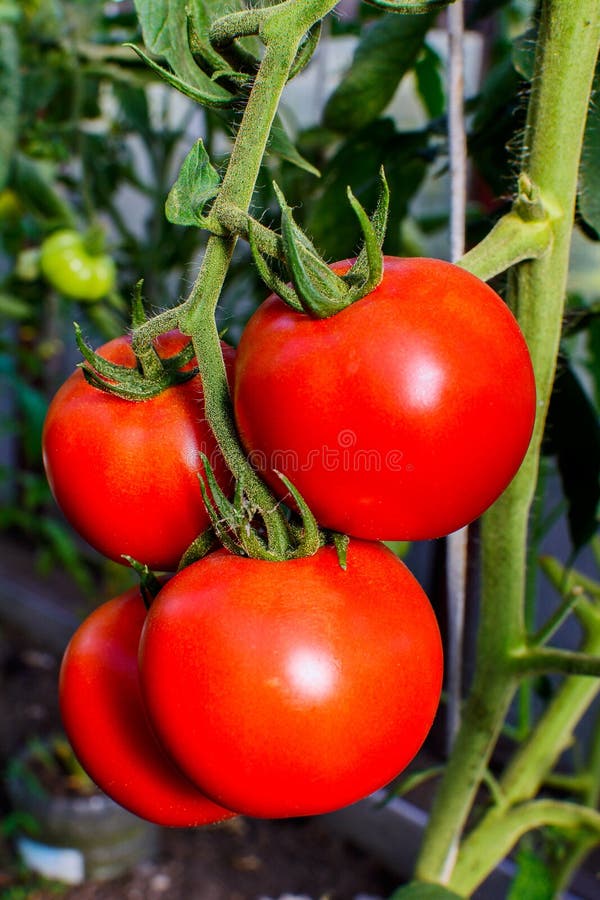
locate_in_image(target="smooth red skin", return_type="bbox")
[42,332,234,571]
[233,257,536,541]
[59,586,236,827]
[139,542,443,819]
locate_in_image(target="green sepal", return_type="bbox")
[342,167,389,294]
[248,220,305,311]
[194,454,327,563]
[265,174,387,319]
[275,472,321,559]
[124,43,237,109]
[177,528,218,570]
[74,323,197,402]
[122,556,163,609]
[197,455,275,560]
[130,280,147,329]
[274,183,348,317]
[197,467,245,557]
[363,0,455,12]
[165,139,221,229]
[331,533,351,571]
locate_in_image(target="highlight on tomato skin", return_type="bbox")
[138,540,444,820]
[233,255,537,542]
[59,585,237,828]
[42,332,235,572]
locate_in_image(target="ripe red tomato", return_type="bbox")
[233,256,536,541]
[139,541,443,818]
[42,332,234,571]
[59,585,236,827]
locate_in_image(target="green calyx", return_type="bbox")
[74,284,196,402]
[250,168,390,318]
[179,454,349,569]
[121,556,163,609]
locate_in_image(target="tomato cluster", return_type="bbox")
[46,256,536,826]
[60,542,443,822]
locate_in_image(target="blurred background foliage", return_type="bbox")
[0,0,598,595]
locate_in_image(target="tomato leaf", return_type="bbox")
[0,23,20,191]
[390,883,463,900]
[507,847,555,900]
[268,116,321,178]
[468,53,527,198]
[0,293,31,320]
[512,28,536,81]
[415,43,445,119]
[165,139,221,228]
[324,12,435,133]
[579,65,600,239]
[544,363,600,554]
[466,0,514,27]
[132,0,232,107]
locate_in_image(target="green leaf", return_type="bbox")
[324,12,435,133]
[0,24,20,191]
[12,153,77,227]
[589,315,600,404]
[390,883,463,900]
[112,82,151,134]
[507,847,555,900]
[0,293,31,320]
[512,28,536,81]
[466,0,514,27]
[0,0,20,25]
[579,66,600,238]
[415,43,445,119]
[268,115,321,178]
[469,53,527,198]
[544,364,600,554]
[132,0,232,107]
[165,139,221,227]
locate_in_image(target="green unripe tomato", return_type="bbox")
[40,229,116,302]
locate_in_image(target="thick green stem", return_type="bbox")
[176,1,339,554]
[415,0,600,885]
[447,622,600,894]
[552,714,600,894]
[449,800,600,896]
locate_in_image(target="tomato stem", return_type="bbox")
[171,1,340,559]
[415,0,600,888]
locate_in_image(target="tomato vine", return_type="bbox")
[34,0,600,894]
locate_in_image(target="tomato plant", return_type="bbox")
[59,584,236,827]
[42,331,234,571]
[39,229,116,302]
[139,540,443,819]
[233,256,536,541]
